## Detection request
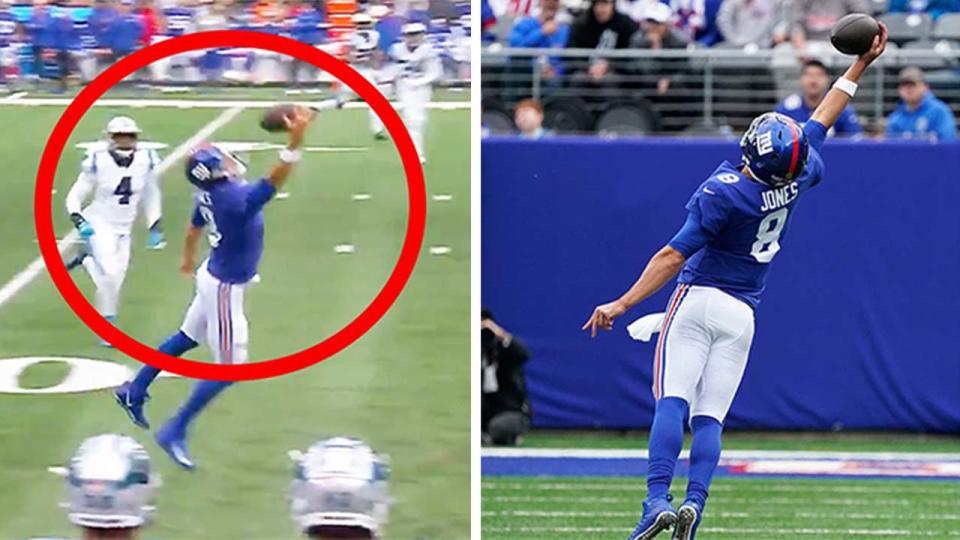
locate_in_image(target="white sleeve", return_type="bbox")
[410,48,441,88]
[66,154,98,215]
[140,149,163,228]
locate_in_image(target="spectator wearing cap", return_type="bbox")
[508,0,569,82]
[629,3,689,95]
[716,0,789,47]
[886,67,957,142]
[670,0,723,47]
[776,59,862,136]
[514,98,550,139]
[789,0,870,57]
[567,0,638,88]
[888,0,959,20]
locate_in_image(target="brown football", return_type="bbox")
[260,104,298,132]
[830,13,880,56]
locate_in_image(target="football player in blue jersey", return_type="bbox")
[582,26,888,540]
[113,106,316,470]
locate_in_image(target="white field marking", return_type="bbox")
[0,107,243,311]
[432,193,453,201]
[482,526,960,537]
[481,447,960,462]
[334,244,356,254]
[482,482,960,495]
[352,193,372,201]
[481,509,960,521]
[486,495,960,507]
[0,98,470,110]
[1,91,27,102]
[429,246,452,256]
[275,192,291,200]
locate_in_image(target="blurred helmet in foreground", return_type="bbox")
[289,437,391,539]
[60,434,158,530]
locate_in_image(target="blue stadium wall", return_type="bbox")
[481,136,960,433]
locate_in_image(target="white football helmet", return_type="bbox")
[105,116,141,157]
[59,434,158,530]
[288,437,391,538]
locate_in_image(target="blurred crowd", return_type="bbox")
[482,0,959,49]
[481,0,959,140]
[0,0,471,88]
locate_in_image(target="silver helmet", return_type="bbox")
[105,116,141,158]
[288,437,391,538]
[59,434,158,530]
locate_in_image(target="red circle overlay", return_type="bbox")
[34,31,426,381]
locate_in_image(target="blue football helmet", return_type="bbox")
[185,144,247,189]
[740,112,810,188]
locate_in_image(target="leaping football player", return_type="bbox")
[65,116,166,347]
[113,106,316,470]
[581,27,888,540]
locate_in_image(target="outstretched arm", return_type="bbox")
[581,246,687,338]
[265,106,316,191]
[810,23,887,130]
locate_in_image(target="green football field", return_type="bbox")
[483,432,960,539]
[0,101,470,538]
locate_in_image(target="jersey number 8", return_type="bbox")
[751,208,788,263]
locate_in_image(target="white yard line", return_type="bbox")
[482,447,960,462]
[0,106,243,311]
[482,481,960,495]
[483,526,960,537]
[487,495,960,507]
[482,509,960,520]
[0,98,470,110]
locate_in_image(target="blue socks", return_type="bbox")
[647,397,688,499]
[646,398,724,510]
[687,415,723,509]
[130,331,198,401]
[169,380,233,433]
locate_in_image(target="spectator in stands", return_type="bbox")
[26,0,55,80]
[567,0,637,88]
[481,309,531,447]
[776,60,862,136]
[790,0,870,57]
[514,98,549,138]
[886,66,958,141]
[288,0,324,83]
[137,0,160,47]
[88,0,116,73]
[508,0,569,82]
[32,0,77,91]
[888,0,959,20]
[716,0,789,47]
[108,0,143,60]
[481,0,497,43]
[629,3,688,95]
[670,0,723,46]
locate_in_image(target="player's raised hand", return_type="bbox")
[283,106,316,150]
[582,300,627,338]
[860,22,888,64]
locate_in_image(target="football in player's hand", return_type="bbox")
[260,104,298,132]
[830,13,880,55]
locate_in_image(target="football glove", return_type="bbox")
[70,213,95,238]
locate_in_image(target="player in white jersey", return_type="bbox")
[388,22,440,164]
[65,116,165,345]
[340,13,387,139]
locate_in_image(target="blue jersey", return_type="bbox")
[163,6,195,37]
[775,93,862,137]
[191,177,276,284]
[671,120,828,308]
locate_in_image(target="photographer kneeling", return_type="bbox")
[481,309,531,446]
